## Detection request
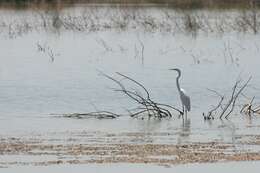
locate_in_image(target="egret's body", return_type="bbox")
[170,68,191,114]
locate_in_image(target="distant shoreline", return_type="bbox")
[0,0,259,10]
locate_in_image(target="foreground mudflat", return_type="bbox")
[1,131,260,167]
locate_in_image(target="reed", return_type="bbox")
[1,7,260,38]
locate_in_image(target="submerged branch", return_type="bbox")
[224,77,252,118]
[57,111,121,119]
[204,89,225,120]
[101,72,182,119]
[205,76,252,120]
[241,96,260,116]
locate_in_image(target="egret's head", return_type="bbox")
[169,68,181,77]
[169,68,178,71]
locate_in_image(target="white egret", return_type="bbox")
[169,68,191,115]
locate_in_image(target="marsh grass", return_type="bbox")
[1,6,259,38]
[0,1,259,38]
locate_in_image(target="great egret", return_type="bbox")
[169,68,191,115]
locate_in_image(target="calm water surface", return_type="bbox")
[0,6,260,147]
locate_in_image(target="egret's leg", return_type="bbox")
[185,109,187,121]
[182,105,184,120]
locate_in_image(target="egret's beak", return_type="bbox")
[169,68,178,71]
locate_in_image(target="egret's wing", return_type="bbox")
[185,96,191,111]
[180,89,191,111]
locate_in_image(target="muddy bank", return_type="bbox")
[1,134,260,167]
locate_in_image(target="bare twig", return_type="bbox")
[203,88,225,120]
[241,96,260,116]
[205,77,252,119]
[100,71,182,119]
[62,111,120,119]
[224,77,251,118]
[137,37,144,66]
[95,37,113,52]
[219,77,252,119]
[36,42,58,62]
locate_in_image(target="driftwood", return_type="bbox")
[59,72,182,120]
[101,72,183,119]
[240,96,260,116]
[62,111,120,119]
[56,72,253,121]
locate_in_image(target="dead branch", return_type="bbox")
[36,42,58,62]
[219,80,240,119]
[241,96,260,116]
[137,37,144,66]
[205,77,251,120]
[220,77,251,119]
[203,88,225,120]
[62,111,120,119]
[100,72,182,119]
[95,37,113,52]
[224,77,251,118]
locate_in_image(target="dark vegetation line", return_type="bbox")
[1,0,260,9]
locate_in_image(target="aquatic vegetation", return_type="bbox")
[1,6,260,38]
[204,77,252,120]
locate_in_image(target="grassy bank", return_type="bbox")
[0,0,259,10]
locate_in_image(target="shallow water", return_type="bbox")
[0,5,260,168]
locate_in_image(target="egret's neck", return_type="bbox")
[176,76,181,92]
